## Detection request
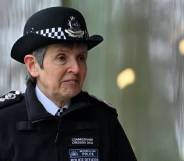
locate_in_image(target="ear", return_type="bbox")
[24,55,40,78]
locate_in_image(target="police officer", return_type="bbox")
[0,7,137,161]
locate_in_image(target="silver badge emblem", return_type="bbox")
[65,16,84,38]
[0,90,21,102]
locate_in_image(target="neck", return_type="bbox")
[36,85,70,108]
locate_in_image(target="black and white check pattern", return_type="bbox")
[55,107,67,116]
[35,27,66,39]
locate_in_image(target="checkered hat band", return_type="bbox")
[34,27,66,40]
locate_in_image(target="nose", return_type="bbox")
[67,59,80,74]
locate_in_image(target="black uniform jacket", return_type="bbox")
[0,83,137,161]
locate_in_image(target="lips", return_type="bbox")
[62,78,80,84]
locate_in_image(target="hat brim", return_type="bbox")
[11,34,103,63]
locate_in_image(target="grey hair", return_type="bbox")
[26,47,47,85]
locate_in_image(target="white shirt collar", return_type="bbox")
[35,85,69,116]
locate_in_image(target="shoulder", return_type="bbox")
[83,91,118,116]
[0,90,24,110]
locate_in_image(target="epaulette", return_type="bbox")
[0,90,23,109]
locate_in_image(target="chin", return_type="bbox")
[63,89,81,99]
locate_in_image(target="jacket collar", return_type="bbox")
[25,82,92,123]
[25,82,52,122]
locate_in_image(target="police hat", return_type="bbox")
[11,7,103,63]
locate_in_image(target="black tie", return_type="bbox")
[55,107,67,143]
[55,107,67,116]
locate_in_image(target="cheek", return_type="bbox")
[53,68,66,79]
[81,66,87,79]
[42,70,62,86]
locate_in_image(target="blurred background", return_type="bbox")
[0,0,184,160]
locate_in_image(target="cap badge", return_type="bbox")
[65,16,84,38]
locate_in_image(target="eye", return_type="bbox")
[78,54,87,62]
[56,54,66,64]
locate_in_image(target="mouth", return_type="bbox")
[62,79,80,84]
